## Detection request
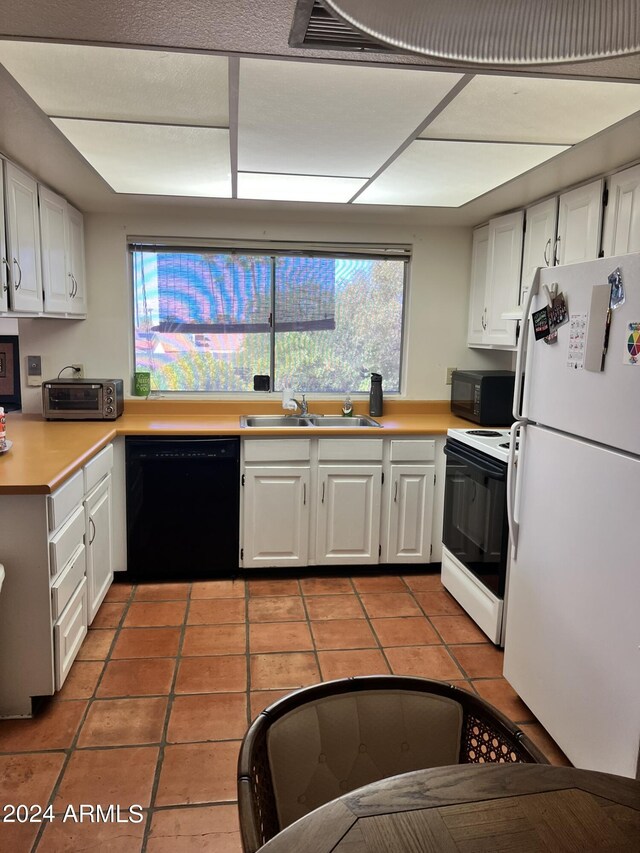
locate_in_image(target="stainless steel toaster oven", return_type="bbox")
[43,379,124,420]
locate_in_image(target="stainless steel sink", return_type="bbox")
[240,415,311,427]
[307,415,382,427]
[240,414,382,428]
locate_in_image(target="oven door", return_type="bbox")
[45,383,103,418]
[442,439,509,598]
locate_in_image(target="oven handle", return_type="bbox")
[506,421,523,556]
[513,267,540,421]
[443,442,507,481]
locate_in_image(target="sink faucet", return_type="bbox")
[291,394,308,416]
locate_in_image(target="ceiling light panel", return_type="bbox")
[423,75,640,144]
[356,139,569,207]
[238,173,366,203]
[0,41,229,126]
[238,59,462,177]
[52,120,231,197]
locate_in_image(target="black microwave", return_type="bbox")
[450,370,515,426]
[43,379,124,420]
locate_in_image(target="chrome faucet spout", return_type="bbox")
[291,394,308,416]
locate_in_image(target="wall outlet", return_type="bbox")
[71,363,84,379]
[446,367,457,385]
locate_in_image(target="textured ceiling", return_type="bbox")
[0,0,639,224]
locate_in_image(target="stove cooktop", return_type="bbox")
[447,427,513,462]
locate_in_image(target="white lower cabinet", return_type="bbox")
[0,442,115,717]
[383,464,435,563]
[242,466,310,567]
[316,465,382,565]
[241,436,439,570]
[85,473,114,622]
[382,439,437,564]
[54,576,88,690]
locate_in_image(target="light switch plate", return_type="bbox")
[27,355,42,386]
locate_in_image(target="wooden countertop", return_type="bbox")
[0,401,473,495]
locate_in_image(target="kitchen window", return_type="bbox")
[130,242,408,394]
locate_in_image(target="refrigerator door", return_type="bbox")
[504,424,640,778]
[522,252,640,455]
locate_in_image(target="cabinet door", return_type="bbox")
[521,197,558,305]
[484,211,523,347]
[316,465,381,565]
[556,179,603,265]
[0,162,8,312]
[602,164,640,257]
[384,464,435,564]
[39,186,71,314]
[67,204,87,314]
[4,162,43,312]
[243,466,310,568]
[467,225,489,346]
[85,474,113,623]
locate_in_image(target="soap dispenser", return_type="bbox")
[342,394,353,417]
[369,373,383,417]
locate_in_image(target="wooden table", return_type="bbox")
[258,764,640,852]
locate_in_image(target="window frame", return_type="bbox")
[129,238,410,396]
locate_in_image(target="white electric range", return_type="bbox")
[440,427,516,645]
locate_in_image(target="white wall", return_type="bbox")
[17,207,511,412]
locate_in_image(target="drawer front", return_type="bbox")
[390,439,435,462]
[49,505,85,577]
[54,576,88,690]
[51,543,86,620]
[318,438,383,462]
[244,439,311,463]
[48,470,83,531]
[84,443,113,494]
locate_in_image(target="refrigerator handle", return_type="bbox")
[506,421,523,557]
[513,268,540,421]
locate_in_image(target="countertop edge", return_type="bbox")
[1,411,473,494]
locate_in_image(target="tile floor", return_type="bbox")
[0,571,570,852]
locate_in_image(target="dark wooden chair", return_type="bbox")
[237,675,548,853]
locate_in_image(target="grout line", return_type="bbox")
[30,585,136,853]
[139,583,193,853]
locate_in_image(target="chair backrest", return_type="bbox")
[237,676,548,853]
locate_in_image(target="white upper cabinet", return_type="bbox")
[0,161,8,312]
[485,211,524,346]
[39,186,87,315]
[468,212,523,349]
[467,225,489,347]
[66,204,86,314]
[39,185,70,314]
[4,161,43,312]
[521,197,558,305]
[602,163,640,257]
[556,179,604,265]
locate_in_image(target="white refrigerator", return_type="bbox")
[504,252,640,779]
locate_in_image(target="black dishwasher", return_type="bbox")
[126,437,240,581]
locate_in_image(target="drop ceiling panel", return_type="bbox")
[238,172,366,203]
[356,140,569,207]
[238,59,463,177]
[0,41,229,126]
[423,75,640,144]
[52,120,231,197]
